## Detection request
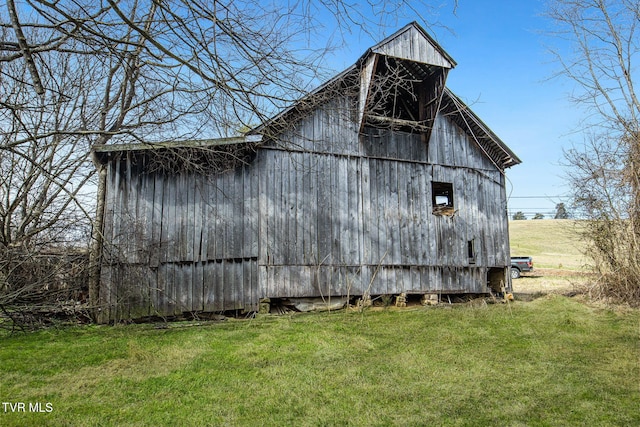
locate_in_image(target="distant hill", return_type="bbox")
[509,219,589,271]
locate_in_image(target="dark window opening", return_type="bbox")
[468,240,476,264]
[432,181,454,215]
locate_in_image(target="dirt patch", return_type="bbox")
[512,268,594,299]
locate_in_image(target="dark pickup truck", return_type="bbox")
[511,257,533,279]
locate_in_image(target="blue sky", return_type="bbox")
[317,1,582,219]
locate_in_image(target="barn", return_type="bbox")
[92,22,521,322]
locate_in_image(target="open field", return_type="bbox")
[509,219,589,271]
[509,220,593,296]
[1,296,639,426]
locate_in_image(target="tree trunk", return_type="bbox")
[88,163,107,320]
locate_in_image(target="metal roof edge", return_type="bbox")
[442,88,522,168]
[92,134,262,154]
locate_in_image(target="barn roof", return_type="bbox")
[93,22,520,171]
[366,21,457,68]
[253,22,521,170]
[440,89,521,169]
[92,135,262,164]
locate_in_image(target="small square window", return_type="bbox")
[432,181,454,215]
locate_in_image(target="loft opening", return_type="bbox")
[364,56,446,134]
[432,181,454,215]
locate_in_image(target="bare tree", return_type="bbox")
[1,1,459,325]
[546,0,640,304]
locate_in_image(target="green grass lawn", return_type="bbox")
[1,296,638,426]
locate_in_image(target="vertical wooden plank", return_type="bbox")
[294,152,305,266]
[360,157,371,268]
[316,154,332,265]
[265,265,274,298]
[139,170,150,265]
[409,163,420,265]
[152,263,164,317]
[122,159,133,262]
[258,151,270,266]
[174,172,185,262]
[127,264,144,319]
[221,172,231,260]
[270,153,282,265]
[179,262,193,313]
[348,156,362,266]
[369,159,388,264]
[233,165,245,258]
[394,267,405,294]
[193,175,204,262]
[185,173,195,262]
[216,173,227,260]
[243,164,255,257]
[416,163,427,264]
[233,260,244,310]
[282,154,291,265]
[147,268,159,315]
[140,173,153,265]
[330,154,340,264]
[167,263,178,316]
[121,155,132,264]
[208,175,219,261]
[141,265,152,318]
[149,173,163,267]
[397,162,409,265]
[342,156,353,264]
[249,161,260,258]
[375,266,388,296]
[388,160,401,265]
[156,262,168,316]
[204,176,212,261]
[308,153,319,264]
[203,262,214,312]
[161,174,173,263]
[291,154,299,265]
[181,173,197,263]
[272,264,282,297]
[288,152,298,265]
[220,171,231,259]
[214,260,225,311]
[386,130,398,159]
[129,165,141,264]
[242,260,252,311]
[265,151,282,265]
[300,153,311,264]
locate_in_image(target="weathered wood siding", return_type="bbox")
[97,23,515,321]
[99,155,259,322]
[100,105,510,320]
[100,95,511,321]
[258,91,510,299]
[372,25,454,68]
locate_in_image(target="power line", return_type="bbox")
[509,195,569,199]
